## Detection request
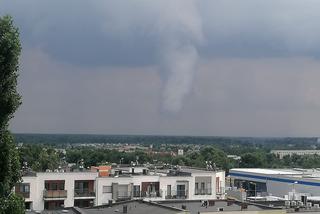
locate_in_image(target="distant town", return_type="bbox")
[9,134,320,213]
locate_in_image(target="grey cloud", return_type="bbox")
[4,0,320,135]
[3,0,320,67]
[10,49,320,136]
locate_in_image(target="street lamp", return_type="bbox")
[292,181,298,200]
[120,157,124,165]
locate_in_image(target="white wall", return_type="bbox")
[266,179,320,198]
[24,170,225,211]
[21,176,37,209]
[216,171,226,199]
[23,172,98,211]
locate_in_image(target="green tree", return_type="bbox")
[0,15,24,213]
[240,152,267,168]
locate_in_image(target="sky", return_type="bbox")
[2,0,320,137]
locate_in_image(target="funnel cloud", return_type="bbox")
[156,0,203,112]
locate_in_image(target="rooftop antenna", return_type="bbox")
[120,157,124,165]
[79,159,84,171]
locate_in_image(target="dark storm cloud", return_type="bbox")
[3,0,320,136]
[3,0,320,67]
[1,0,158,66]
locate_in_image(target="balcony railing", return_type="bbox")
[165,190,188,199]
[43,190,67,199]
[117,191,132,199]
[141,191,161,198]
[16,192,30,198]
[195,188,212,195]
[74,189,95,197]
[133,190,141,198]
[120,191,161,198]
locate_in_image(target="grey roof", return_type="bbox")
[26,208,79,214]
[83,200,185,214]
[158,200,279,214]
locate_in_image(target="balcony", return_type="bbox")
[17,192,30,198]
[74,189,95,198]
[117,191,132,199]
[195,188,212,195]
[43,190,67,199]
[165,190,188,199]
[141,191,161,198]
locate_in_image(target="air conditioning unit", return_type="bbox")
[307,202,312,208]
[285,201,290,208]
[298,201,304,207]
[314,204,319,208]
[291,201,297,207]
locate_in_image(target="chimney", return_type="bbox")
[123,205,127,213]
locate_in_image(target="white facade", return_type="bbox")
[229,168,320,199]
[271,150,320,159]
[19,172,98,211]
[20,168,225,212]
[95,169,225,205]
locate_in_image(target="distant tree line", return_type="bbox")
[17,143,320,173]
[14,133,318,149]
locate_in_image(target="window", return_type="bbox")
[103,186,112,193]
[18,184,30,193]
[45,181,65,190]
[201,182,205,194]
[216,177,220,193]
[75,181,89,190]
[133,185,140,197]
[207,183,211,195]
[195,183,199,195]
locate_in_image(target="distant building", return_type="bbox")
[91,165,112,177]
[178,149,184,156]
[271,150,320,159]
[227,155,241,161]
[229,168,320,200]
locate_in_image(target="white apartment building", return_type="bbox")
[271,150,320,159]
[17,167,225,212]
[17,171,98,211]
[96,168,225,205]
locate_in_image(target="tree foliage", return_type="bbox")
[0,15,24,213]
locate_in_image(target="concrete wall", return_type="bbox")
[266,179,320,198]
[229,169,320,198]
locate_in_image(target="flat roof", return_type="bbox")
[230,168,303,175]
[159,200,278,214]
[83,200,183,214]
[26,208,78,214]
